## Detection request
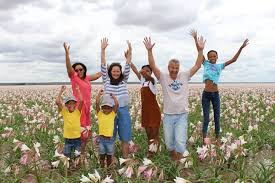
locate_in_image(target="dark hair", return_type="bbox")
[72,62,87,79]
[108,62,124,85]
[141,64,152,72]
[207,50,218,57]
[141,64,154,85]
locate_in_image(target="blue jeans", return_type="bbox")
[112,106,132,142]
[202,91,220,137]
[98,136,114,155]
[163,113,188,153]
[64,138,81,157]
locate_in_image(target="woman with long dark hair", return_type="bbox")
[63,42,101,157]
[100,38,132,158]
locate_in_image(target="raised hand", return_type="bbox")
[189,29,198,40]
[101,38,108,50]
[63,42,70,53]
[61,85,66,92]
[197,36,206,51]
[240,39,249,49]
[143,37,155,51]
[124,40,132,63]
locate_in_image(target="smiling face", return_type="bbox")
[111,66,122,80]
[207,50,218,64]
[74,64,84,78]
[141,66,152,80]
[65,100,77,112]
[101,105,113,114]
[168,60,180,80]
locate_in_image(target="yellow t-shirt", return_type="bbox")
[97,111,116,137]
[60,108,81,139]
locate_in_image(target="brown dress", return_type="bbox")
[140,81,161,128]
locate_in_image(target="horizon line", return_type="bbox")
[0,82,275,86]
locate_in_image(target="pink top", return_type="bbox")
[69,70,91,127]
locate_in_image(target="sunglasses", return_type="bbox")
[75,68,83,72]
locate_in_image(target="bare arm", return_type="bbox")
[189,29,206,61]
[224,39,249,67]
[76,85,83,111]
[123,40,132,82]
[101,38,108,66]
[130,62,141,80]
[190,36,206,78]
[111,94,119,113]
[55,86,66,111]
[95,90,104,114]
[89,72,102,81]
[143,37,161,80]
[63,43,74,76]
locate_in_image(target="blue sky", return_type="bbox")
[0,0,274,83]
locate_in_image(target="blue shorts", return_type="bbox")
[112,106,131,142]
[99,136,114,155]
[64,138,81,157]
[163,113,188,153]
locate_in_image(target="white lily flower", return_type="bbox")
[102,175,114,183]
[182,150,189,157]
[53,135,60,144]
[20,144,31,151]
[174,176,191,183]
[51,160,60,168]
[143,158,152,166]
[119,158,130,165]
[94,169,101,181]
[118,167,126,175]
[80,175,91,183]
[74,150,81,156]
[4,166,11,174]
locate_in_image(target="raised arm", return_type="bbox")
[101,38,108,66]
[63,42,74,76]
[123,40,132,82]
[76,85,83,111]
[224,39,249,67]
[130,62,141,80]
[143,37,161,80]
[55,86,66,111]
[189,29,205,60]
[89,72,102,81]
[190,36,206,78]
[101,38,109,83]
[110,94,119,113]
[95,89,104,114]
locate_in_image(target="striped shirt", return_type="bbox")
[101,64,130,107]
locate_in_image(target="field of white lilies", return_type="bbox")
[0,84,274,183]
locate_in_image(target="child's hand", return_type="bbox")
[189,29,198,39]
[63,42,70,53]
[98,89,104,95]
[101,38,108,50]
[240,39,249,49]
[61,85,66,92]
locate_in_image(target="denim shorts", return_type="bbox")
[64,138,81,157]
[112,106,131,142]
[163,113,188,153]
[98,136,114,155]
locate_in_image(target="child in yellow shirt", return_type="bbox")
[55,85,83,158]
[96,90,118,168]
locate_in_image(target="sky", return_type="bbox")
[0,0,274,83]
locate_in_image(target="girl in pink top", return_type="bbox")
[63,43,101,155]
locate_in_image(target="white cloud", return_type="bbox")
[0,0,274,83]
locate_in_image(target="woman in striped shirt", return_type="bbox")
[100,38,132,158]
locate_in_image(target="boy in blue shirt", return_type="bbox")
[190,29,249,145]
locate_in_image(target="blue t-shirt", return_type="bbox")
[203,60,225,84]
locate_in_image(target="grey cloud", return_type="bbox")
[113,0,201,31]
[0,0,53,10]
